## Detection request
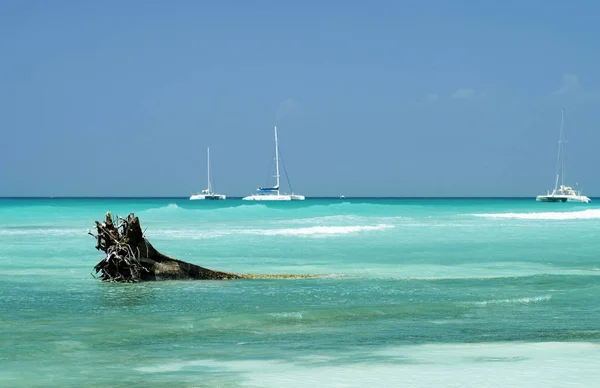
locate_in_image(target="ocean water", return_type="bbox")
[1,198,600,387]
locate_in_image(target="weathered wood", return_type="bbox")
[90,212,241,282]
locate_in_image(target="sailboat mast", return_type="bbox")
[554,109,565,192]
[274,126,280,195]
[207,147,211,193]
[560,108,565,189]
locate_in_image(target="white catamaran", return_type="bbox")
[536,109,590,203]
[190,147,226,200]
[242,126,305,201]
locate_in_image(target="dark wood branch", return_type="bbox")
[91,212,241,282]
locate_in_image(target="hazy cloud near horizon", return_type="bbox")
[553,73,580,95]
[451,88,476,99]
[427,93,440,102]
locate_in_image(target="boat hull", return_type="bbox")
[536,195,590,203]
[242,194,292,201]
[190,194,226,200]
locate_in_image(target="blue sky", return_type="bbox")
[1,1,600,197]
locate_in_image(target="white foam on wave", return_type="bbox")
[151,229,234,240]
[0,228,85,237]
[282,215,365,225]
[150,224,395,239]
[243,224,395,237]
[469,295,552,306]
[402,221,476,228]
[471,209,600,220]
[270,312,303,320]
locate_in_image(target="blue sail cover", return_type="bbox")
[258,185,279,192]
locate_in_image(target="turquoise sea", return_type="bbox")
[1,198,600,387]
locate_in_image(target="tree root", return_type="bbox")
[90,212,241,282]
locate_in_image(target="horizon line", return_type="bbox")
[0,196,589,200]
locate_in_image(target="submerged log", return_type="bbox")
[90,212,241,282]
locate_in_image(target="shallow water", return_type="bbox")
[1,198,599,387]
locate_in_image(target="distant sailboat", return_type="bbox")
[190,147,226,200]
[535,109,590,203]
[242,126,305,201]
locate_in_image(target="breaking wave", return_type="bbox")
[468,295,552,306]
[152,224,395,239]
[242,224,395,237]
[0,228,85,237]
[471,209,600,220]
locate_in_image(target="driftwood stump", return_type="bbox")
[89,212,241,282]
